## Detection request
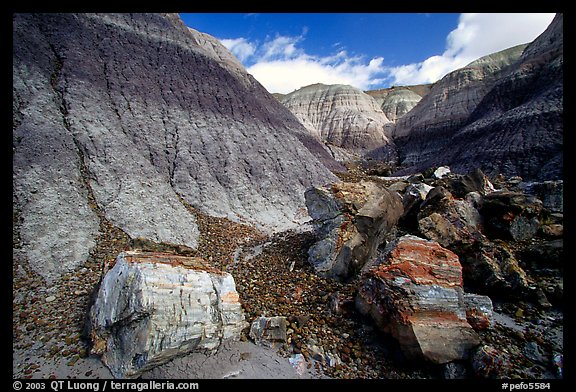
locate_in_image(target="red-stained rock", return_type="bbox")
[356,235,480,364]
[416,186,531,297]
[464,293,494,331]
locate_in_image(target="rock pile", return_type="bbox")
[304,166,562,373]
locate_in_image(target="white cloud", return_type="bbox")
[220,38,256,62]
[248,56,386,94]
[260,35,304,60]
[219,13,556,93]
[221,34,387,94]
[388,13,556,86]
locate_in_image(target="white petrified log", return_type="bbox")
[89,251,247,378]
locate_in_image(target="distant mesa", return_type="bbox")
[276,14,562,182]
[365,84,432,122]
[390,14,563,181]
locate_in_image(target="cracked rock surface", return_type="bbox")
[89,251,247,378]
[13,13,338,282]
[280,83,394,152]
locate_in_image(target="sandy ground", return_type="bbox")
[13,339,321,379]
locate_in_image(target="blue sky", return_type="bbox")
[179,13,556,94]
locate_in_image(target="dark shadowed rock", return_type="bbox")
[399,182,434,229]
[461,241,530,296]
[441,168,496,199]
[356,235,480,364]
[480,191,543,241]
[470,345,507,378]
[519,180,563,213]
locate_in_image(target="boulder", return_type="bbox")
[461,241,530,296]
[433,166,451,179]
[480,191,543,241]
[306,180,403,281]
[89,251,247,378]
[417,186,485,251]
[356,235,480,364]
[463,293,494,331]
[249,317,288,349]
[443,168,496,198]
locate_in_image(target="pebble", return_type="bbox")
[12,191,564,380]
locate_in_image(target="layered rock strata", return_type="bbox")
[392,14,562,181]
[366,84,432,123]
[280,83,394,152]
[89,251,247,378]
[13,13,339,281]
[356,235,480,364]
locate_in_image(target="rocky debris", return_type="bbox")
[470,345,506,378]
[335,167,561,302]
[13,179,563,379]
[305,180,403,280]
[432,166,451,179]
[481,191,543,241]
[89,251,247,378]
[464,293,494,331]
[519,180,563,213]
[280,83,395,152]
[403,177,538,298]
[356,235,480,364]
[417,186,485,251]
[441,168,497,198]
[13,13,338,282]
[249,317,288,348]
[462,241,530,296]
